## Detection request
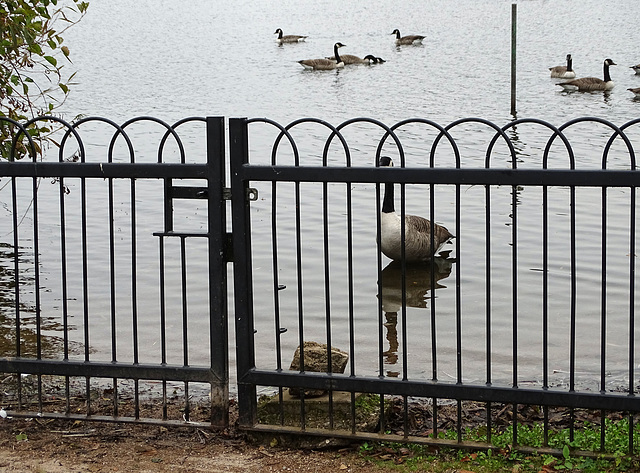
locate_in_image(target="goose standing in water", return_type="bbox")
[391,29,425,45]
[549,54,576,79]
[299,42,346,70]
[628,87,640,98]
[378,156,454,262]
[325,54,384,65]
[630,64,640,75]
[274,28,307,44]
[557,58,616,91]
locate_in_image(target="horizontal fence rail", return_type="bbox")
[0,115,229,427]
[2,114,640,458]
[230,115,640,456]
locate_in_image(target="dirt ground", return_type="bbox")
[0,415,401,473]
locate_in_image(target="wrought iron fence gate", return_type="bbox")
[0,116,229,427]
[2,114,640,456]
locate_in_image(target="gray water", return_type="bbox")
[3,0,640,394]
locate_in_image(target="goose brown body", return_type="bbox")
[549,54,576,79]
[325,54,383,65]
[557,58,616,91]
[378,157,454,262]
[274,28,307,43]
[628,87,640,97]
[391,29,425,45]
[299,42,346,70]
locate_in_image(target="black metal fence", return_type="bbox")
[1,114,640,455]
[0,115,229,427]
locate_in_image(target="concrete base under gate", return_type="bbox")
[257,390,386,433]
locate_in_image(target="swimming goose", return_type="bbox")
[631,64,640,75]
[378,156,454,262]
[628,87,640,97]
[391,29,425,45]
[274,28,307,43]
[557,58,616,92]
[325,54,384,65]
[549,54,576,79]
[299,42,346,70]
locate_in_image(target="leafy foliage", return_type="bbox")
[0,0,88,160]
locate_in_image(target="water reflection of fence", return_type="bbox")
[1,114,640,457]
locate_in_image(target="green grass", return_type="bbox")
[359,417,640,472]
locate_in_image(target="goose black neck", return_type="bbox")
[394,30,401,39]
[382,181,395,213]
[277,30,283,39]
[567,57,573,72]
[334,44,342,63]
[604,62,612,82]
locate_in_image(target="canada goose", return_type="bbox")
[391,29,425,45]
[378,156,454,262]
[325,54,383,65]
[549,54,576,79]
[274,28,307,43]
[557,58,616,92]
[299,42,346,70]
[628,87,640,98]
[631,64,640,75]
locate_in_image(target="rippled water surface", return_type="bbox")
[3,0,640,393]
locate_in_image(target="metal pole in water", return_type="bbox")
[511,3,517,115]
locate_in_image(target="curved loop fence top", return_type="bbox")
[245,117,301,167]
[558,116,636,169]
[0,117,39,162]
[107,116,186,163]
[60,116,136,164]
[603,117,640,170]
[160,116,207,163]
[490,118,575,169]
[438,117,518,168]
[383,117,461,168]
[329,116,402,167]
[16,116,85,163]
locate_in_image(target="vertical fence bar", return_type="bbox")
[629,185,636,454]
[206,116,229,427]
[131,162,140,419]
[542,183,550,446]
[600,186,608,451]
[569,185,577,442]
[58,164,71,416]
[271,178,285,425]
[159,236,168,420]
[375,178,386,434]
[80,158,91,414]
[322,178,335,429]
[11,177,22,408]
[485,183,492,444]
[180,235,190,421]
[230,117,258,427]
[108,172,119,417]
[510,3,517,116]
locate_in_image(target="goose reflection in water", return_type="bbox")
[378,252,455,377]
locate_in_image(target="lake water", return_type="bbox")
[2,0,640,394]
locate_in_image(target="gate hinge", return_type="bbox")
[222,187,258,202]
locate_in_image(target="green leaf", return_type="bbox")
[44,55,57,66]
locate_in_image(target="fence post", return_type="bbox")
[228,117,258,427]
[206,116,230,427]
